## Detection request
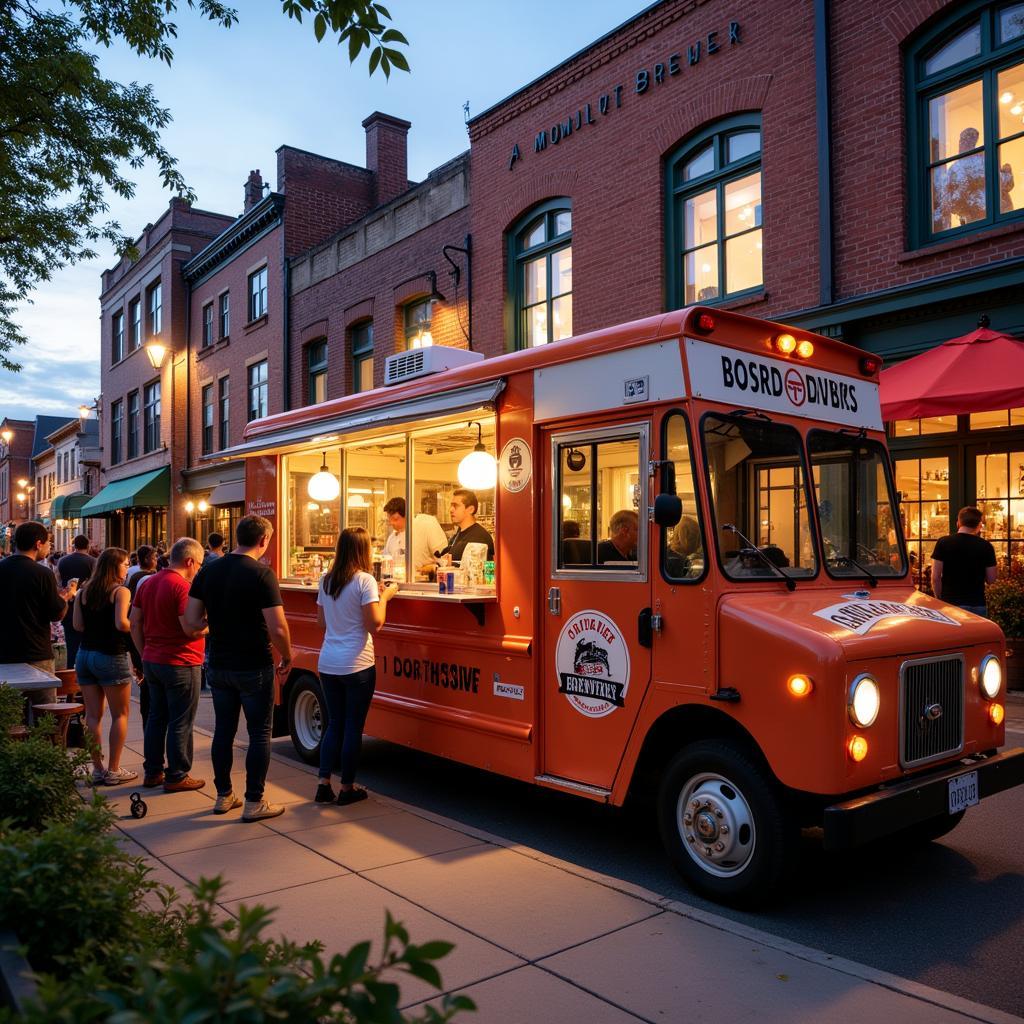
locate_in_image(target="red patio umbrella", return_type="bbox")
[879,316,1024,421]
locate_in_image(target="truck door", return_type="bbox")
[541,421,653,790]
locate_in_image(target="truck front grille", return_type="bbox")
[900,655,964,769]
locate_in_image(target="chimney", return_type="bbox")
[244,169,264,213]
[362,112,411,207]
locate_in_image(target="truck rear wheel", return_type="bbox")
[288,675,325,765]
[657,739,796,906]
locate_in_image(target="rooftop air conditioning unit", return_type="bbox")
[384,345,484,386]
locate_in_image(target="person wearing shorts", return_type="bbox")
[74,546,137,786]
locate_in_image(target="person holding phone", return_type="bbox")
[314,526,399,806]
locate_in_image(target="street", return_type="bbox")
[264,703,1024,1019]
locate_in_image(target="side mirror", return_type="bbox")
[654,493,682,528]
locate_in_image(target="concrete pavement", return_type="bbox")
[93,698,1023,1024]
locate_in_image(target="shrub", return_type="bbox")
[0,686,23,734]
[987,572,1024,638]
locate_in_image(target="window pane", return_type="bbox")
[929,81,984,162]
[724,172,762,236]
[920,414,957,434]
[998,63,1024,137]
[554,210,571,236]
[663,414,703,581]
[551,246,572,297]
[311,371,326,405]
[684,245,719,304]
[728,130,760,163]
[999,137,1024,214]
[892,419,921,437]
[595,439,641,568]
[725,229,763,293]
[924,23,981,76]
[1000,3,1024,43]
[524,256,547,305]
[971,408,1012,429]
[522,218,545,249]
[526,304,548,347]
[559,446,592,567]
[284,449,341,584]
[683,143,714,181]
[552,294,573,341]
[684,188,717,247]
[357,356,374,392]
[937,152,987,228]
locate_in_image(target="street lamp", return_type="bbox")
[1,428,12,444]
[145,341,168,368]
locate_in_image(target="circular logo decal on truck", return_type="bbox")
[499,437,532,493]
[555,610,630,718]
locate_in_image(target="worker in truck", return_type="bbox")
[381,497,447,575]
[597,509,638,565]
[435,488,494,563]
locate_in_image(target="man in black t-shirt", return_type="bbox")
[186,514,293,822]
[57,535,95,666]
[0,521,77,713]
[930,506,998,616]
[435,488,494,563]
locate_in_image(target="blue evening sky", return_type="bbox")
[1,0,645,422]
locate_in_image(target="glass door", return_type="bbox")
[970,445,1024,572]
[893,450,956,593]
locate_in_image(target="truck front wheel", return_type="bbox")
[288,675,325,765]
[658,739,796,906]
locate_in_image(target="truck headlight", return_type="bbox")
[849,674,880,728]
[980,655,1002,700]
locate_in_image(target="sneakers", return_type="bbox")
[314,782,336,804]
[213,791,243,814]
[102,766,139,786]
[143,773,165,788]
[164,775,206,793]
[242,799,285,822]
[336,787,368,807]
[90,767,106,786]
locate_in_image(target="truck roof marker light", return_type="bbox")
[859,355,882,376]
[989,703,1005,726]
[694,313,716,334]
[787,674,813,697]
[847,735,869,762]
[795,340,815,359]
[774,333,797,354]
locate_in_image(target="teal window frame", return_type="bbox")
[307,338,328,405]
[147,281,162,338]
[352,321,373,392]
[218,376,230,450]
[907,1,1024,248]
[665,113,763,310]
[247,359,268,422]
[507,198,572,351]
[111,311,124,364]
[248,266,268,322]
[201,384,214,456]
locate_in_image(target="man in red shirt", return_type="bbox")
[130,537,208,791]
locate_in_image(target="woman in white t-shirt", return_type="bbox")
[315,527,398,805]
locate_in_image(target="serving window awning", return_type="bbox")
[219,380,506,459]
[80,467,170,518]
[208,480,245,506]
[879,321,1024,421]
[50,493,90,519]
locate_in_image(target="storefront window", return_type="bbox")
[969,406,1024,429]
[667,116,762,307]
[661,413,704,582]
[911,4,1024,244]
[890,415,958,436]
[976,450,1024,568]
[893,455,950,593]
[284,449,342,585]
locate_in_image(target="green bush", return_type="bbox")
[0,686,24,734]
[987,571,1024,638]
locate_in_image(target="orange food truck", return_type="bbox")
[228,307,1024,903]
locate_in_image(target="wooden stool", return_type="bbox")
[31,703,84,747]
[55,669,79,699]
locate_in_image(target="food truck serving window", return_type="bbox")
[702,413,817,580]
[281,413,497,593]
[808,431,907,579]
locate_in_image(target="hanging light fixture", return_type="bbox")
[307,452,340,502]
[458,422,497,490]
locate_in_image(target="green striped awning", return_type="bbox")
[50,492,90,519]
[80,467,170,518]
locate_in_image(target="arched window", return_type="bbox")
[666,115,762,307]
[908,2,1024,246]
[509,199,572,349]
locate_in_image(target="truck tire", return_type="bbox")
[657,739,797,906]
[288,675,325,765]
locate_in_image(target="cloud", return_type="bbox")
[0,356,100,420]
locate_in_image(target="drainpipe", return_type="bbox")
[814,0,835,309]
[282,226,291,412]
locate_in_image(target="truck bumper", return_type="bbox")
[822,747,1024,851]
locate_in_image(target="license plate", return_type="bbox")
[948,770,979,814]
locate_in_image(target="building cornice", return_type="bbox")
[183,193,285,284]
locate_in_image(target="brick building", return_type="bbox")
[46,417,102,553]
[0,417,35,550]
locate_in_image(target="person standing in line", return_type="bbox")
[131,537,208,792]
[127,546,157,588]
[73,547,137,785]
[185,515,292,821]
[315,527,398,805]
[931,506,998,616]
[58,534,95,668]
[204,532,225,563]
[0,521,76,717]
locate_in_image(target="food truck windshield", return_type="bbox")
[281,412,497,588]
[702,413,907,583]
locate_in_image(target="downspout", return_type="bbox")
[183,276,192,542]
[282,222,291,412]
[814,0,835,308]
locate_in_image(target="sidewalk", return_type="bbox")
[98,704,1022,1024]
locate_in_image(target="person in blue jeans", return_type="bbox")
[185,515,293,822]
[315,527,399,805]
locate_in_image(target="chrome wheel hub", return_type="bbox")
[294,690,323,749]
[676,772,756,878]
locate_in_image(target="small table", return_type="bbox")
[0,663,62,726]
[31,703,84,746]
